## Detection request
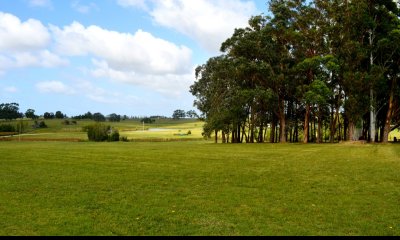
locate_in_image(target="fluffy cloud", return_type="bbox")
[51,22,192,74]
[118,0,257,53]
[50,21,194,96]
[36,81,75,95]
[0,12,68,72]
[0,12,50,52]
[90,59,193,97]
[150,0,256,52]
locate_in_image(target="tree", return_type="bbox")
[55,111,65,119]
[93,112,106,122]
[0,103,22,120]
[25,109,38,119]
[43,112,55,119]
[186,110,198,119]
[108,113,121,122]
[172,110,186,120]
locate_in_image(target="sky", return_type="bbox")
[0,0,267,117]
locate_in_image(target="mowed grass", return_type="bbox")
[0,141,399,236]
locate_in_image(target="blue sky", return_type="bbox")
[0,0,267,117]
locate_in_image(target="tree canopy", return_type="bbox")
[191,0,400,143]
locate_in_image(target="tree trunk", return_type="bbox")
[348,121,355,141]
[317,107,322,144]
[270,120,276,143]
[383,78,396,143]
[303,104,310,143]
[279,99,287,143]
[215,130,218,144]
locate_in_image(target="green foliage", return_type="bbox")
[108,113,121,122]
[93,113,106,122]
[0,103,22,120]
[304,80,332,106]
[33,120,48,129]
[86,123,110,142]
[43,112,55,119]
[172,110,186,120]
[0,124,16,132]
[86,123,120,142]
[25,109,37,119]
[141,117,155,124]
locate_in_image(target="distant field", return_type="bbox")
[0,119,205,142]
[0,141,399,236]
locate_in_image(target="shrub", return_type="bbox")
[187,130,192,135]
[86,123,110,142]
[120,136,129,142]
[85,123,120,142]
[33,121,47,129]
[0,124,16,132]
[108,130,120,142]
[39,121,47,128]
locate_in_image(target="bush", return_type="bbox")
[33,121,47,129]
[85,123,120,142]
[0,124,16,132]
[86,123,110,142]
[120,136,129,142]
[39,121,47,128]
[108,130,120,142]
[187,130,192,135]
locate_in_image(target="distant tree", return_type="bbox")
[44,112,55,119]
[141,117,155,124]
[93,112,106,122]
[25,109,38,119]
[186,110,198,119]
[55,111,65,119]
[108,113,121,122]
[0,103,22,120]
[172,109,186,120]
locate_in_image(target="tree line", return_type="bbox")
[0,103,198,123]
[190,0,400,143]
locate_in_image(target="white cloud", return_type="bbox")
[0,13,68,73]
[150,0,256,53]
[51,22,192,74]
[50,21,194,96]
[71,1,98,14]
[117,0,257,53]
[0,12,51,52]
[28,0,52,8]
[0,50,68,72]
[117,0,148,10]
[36,81,75,95]
[90,59,194,97]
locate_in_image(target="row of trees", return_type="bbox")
[191,0,400,143]
[1,104,198,123]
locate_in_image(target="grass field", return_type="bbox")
[0,119,205,142]
[1,141,399,236]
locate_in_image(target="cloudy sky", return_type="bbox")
[0,0,266,117]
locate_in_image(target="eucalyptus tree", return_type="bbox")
[191,56,245,143]
[373,3,400,142]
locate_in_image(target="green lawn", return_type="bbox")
[0,141,399,236]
